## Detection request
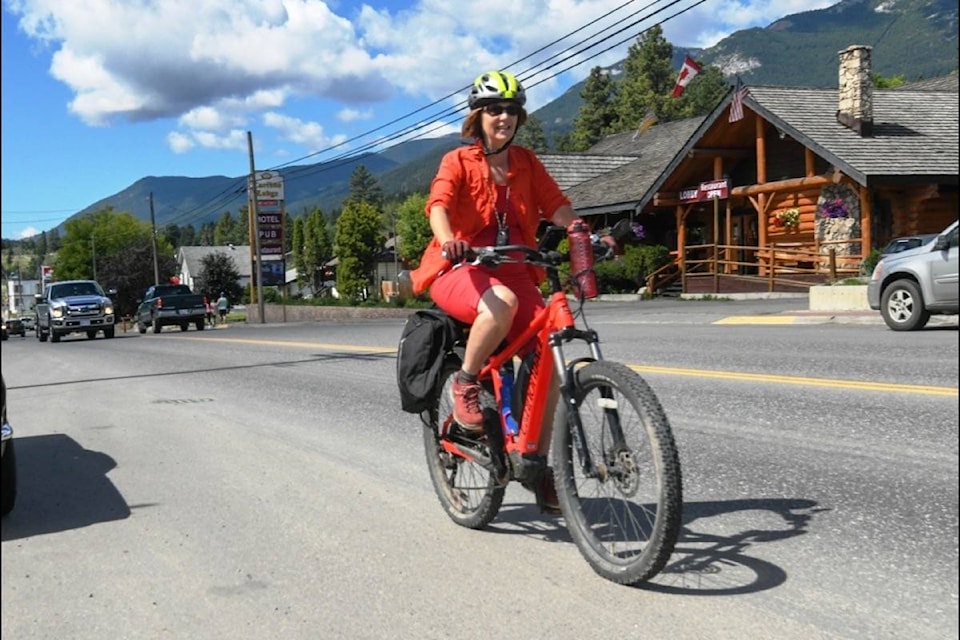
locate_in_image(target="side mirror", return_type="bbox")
[935,235,949,251]
[34,293,43,302]
[106,288,118,296]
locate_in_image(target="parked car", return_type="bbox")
[2,374,16,516]
[135,283,207,334]
[20,315,35,333]
[867,221,959,330]
[1,319,7,341]
[3,317,26,338]
[880,233,938,258]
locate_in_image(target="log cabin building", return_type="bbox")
[555,45,959,295]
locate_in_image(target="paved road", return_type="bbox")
[2,300,957,640]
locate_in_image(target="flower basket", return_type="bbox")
[774,208,800,229]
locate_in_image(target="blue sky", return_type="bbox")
[1,0,834,240]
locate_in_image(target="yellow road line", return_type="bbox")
[186,335,958,398]
[189,335,395,353]
[713,316,799,325]
[628,364,957,397]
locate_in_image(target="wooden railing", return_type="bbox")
[645,239,863,295]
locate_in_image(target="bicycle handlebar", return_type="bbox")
[460,227,621,270]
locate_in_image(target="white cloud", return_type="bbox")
[262,111,347,152]
[167,131,195,154]
[17,227,40,240]
[7,0,840,155]
[337,107,372,123]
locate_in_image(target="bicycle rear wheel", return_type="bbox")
[422,360,505,529]
[553,360,682,586]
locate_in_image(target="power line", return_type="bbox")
[37,0,710,234]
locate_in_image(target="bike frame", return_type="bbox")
[438,253,611,479]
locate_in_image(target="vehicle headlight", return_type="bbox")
[51,306,64,318]
[104,304,114,315]
[870,261,884,281]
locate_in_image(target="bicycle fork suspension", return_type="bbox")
[552,338,628,482]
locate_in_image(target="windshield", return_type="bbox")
[50,282,103,298]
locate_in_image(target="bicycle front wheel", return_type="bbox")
[422,360,505,529]
[553,361,682,586]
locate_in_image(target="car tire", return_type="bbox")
[137,321,147,334]
[51,330,61,343]
[1,438,15,517]
[880,279,931,331]
[152,318,162,334]
[104,326,115,339]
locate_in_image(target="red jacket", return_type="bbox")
[411,141,570,294]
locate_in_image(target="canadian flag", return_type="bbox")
[672,55,702,98]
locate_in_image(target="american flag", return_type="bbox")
[729,77,749,123]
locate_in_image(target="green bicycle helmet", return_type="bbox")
[468,70,527,109]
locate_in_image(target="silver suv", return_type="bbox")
[867,220,958,330]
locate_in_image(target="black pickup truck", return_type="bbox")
[136,284,207,334]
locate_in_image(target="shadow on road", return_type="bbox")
[474,496,826,595]
[1,434,129,541]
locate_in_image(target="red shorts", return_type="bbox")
[429,264,544,348]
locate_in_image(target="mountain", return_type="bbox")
[52,0,959,236]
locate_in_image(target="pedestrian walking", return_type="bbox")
[216,292,229,325]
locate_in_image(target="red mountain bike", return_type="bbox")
[422,225,683,586]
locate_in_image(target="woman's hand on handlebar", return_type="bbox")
[441,239,471,262]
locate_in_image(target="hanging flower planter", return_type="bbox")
[774,208,800,229]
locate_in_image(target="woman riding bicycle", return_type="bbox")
[410,70,593,509]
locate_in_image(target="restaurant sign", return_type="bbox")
[679,179,729,203]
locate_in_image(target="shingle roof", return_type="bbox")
[179,245,252,277]
[744,85,959,182]
[894,74,958,92]
[561,118,706,213]
[538,153,639,191]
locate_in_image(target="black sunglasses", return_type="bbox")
[483,104,522,117]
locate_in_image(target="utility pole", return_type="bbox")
[91,234,97,282]
[149,192,160,286]
[247,131,265,323]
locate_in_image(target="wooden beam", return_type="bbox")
[686,148,751,159]
[731,174,833,197]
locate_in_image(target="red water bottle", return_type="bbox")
[567,219,598,299]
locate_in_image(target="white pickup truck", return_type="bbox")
[35,279,117,343]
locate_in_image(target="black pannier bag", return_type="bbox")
[396,309,462,414]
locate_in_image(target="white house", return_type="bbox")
[5,277,41,316]
[176,245,252,292]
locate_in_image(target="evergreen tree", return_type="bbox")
[515,113,549,152]
[346,165,383,209]
[568,66,619,150]
[213,211,235,246]
[334,199,383,300]
[614,26,675,130]
[180,224,197,247]
[302,208,331,293]
[35,232,48,262]
[673,65,727,119]
[292,217,307,291]
[162,223,182,250]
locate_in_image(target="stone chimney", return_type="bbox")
[837,45,873,136]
